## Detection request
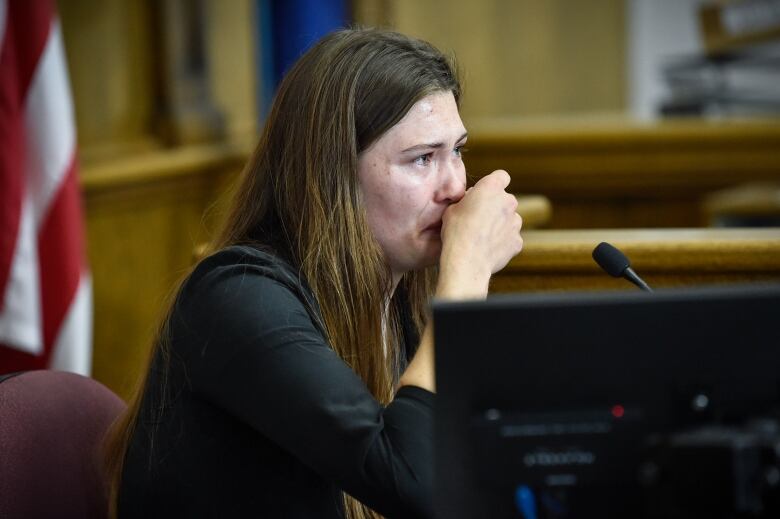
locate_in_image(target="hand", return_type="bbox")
[436,170,523,299]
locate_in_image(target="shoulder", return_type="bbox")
[192,245,300,290]
[179,245,325,334]
[166,245,329,376]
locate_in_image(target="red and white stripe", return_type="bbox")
[0,0,92,375]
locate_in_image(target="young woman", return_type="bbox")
[105,28,523,519]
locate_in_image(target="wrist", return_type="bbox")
[435,259,491,300]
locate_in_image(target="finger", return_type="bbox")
[476,169,510,190]
[490,169,511,190]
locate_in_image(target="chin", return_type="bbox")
[417,245,442,270]
[392,240,442,273]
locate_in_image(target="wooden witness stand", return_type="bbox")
[491,228,780,293]
[464,117,780,229]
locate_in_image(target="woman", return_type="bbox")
[105,28,523,518]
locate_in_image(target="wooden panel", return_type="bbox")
[355,0,626,119]
[703,182,780,225]
[156,0,226,145]
[58,0,156,157]
[82,143,248,400]
[465,117,780,228]
[205,0,258,142]
[58,0,258,158]
[492,228,780,293]
[515,195,552,229]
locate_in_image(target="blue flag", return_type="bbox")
[256,0,348,118]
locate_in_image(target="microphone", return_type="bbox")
[592,242,653,292]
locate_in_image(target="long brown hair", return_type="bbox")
[105,28,460,519]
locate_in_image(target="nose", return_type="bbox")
[435,159,466,204]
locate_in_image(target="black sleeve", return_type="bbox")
[175,261,435,519]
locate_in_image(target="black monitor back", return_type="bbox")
[434,283,780,518]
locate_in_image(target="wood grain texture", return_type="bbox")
[515,195,552,229]
[82,143,246,400]
[355,0,626,119]
[703,183,780,221]
[492,228,780,293]
[464,117,780,228]
[58,0,258,160]
[58,0,156,157]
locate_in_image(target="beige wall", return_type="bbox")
[59,0,627,152]
[58,0,258,160]
[58,0,156,158]
[204,0,258,142]
[355,0,626,119]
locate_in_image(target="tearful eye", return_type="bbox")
[415,153,433,166]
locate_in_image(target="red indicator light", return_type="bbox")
[611,405,625,419]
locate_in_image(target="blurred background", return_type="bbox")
[4,0,778,399]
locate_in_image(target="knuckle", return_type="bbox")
[488,169,509,185]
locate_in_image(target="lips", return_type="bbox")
[424,221,442,233]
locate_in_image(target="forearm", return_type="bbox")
[399,324,435,392]
[398,263,490,393]
[398,169,522,394]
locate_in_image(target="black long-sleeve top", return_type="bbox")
[118,246,435,518]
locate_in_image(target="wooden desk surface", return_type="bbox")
[492,228,780,292]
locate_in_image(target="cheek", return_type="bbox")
[360,174,400,242]
[364,167,420,216]
[366,190,414,235]
[364,186,428,251]
[384,183,429,226]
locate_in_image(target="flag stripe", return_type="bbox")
[0,1,52,309]
[0,1,7,49]
[37,153,85,354]
[0,333,48,372]
[2,1,51,94]
[0,194,42,353]
[0,0,92,376]
[49,274,92,374]
[25,19,77,226]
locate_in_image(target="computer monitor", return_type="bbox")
[434,283,780,518]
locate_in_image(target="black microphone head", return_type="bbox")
[592,242,631,278]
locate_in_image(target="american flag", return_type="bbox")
[0,0,92,375]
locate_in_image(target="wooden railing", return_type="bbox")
[465,117,780,229]
[492,228,780,293]
[81,141,247,401]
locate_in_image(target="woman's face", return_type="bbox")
[357,91,467,280]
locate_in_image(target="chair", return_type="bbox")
[0,370,126,518]
[703,182,780,227]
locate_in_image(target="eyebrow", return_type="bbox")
[400,132,468,153]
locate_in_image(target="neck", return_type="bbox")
[390,270,404,296]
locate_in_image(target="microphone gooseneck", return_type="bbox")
[592,242,653,292]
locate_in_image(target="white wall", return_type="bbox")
[627,0,705,119]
